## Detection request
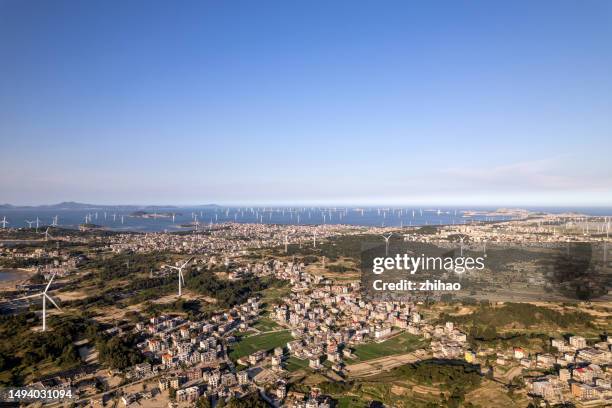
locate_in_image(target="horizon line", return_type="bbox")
[3,201,612,209]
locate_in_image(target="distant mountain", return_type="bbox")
[42,201,98,209]
[193,204,222,208]
[0,202,99,210]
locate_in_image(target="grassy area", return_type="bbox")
[285,356,310,372]
[0,313,98,386]
[253,317,281,332]
[229,330,293,361]
[234,329,258,338]
[260,284,292,309]
[351,332,427,361]
[442,302,596,332]
[358,360,483,407]
[336,396,368,408]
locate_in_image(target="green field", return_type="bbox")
[351,332,427,361]
[285,356,310,372]
[336,396,368,408]
[260,285,292,309]
[229,330,293,361]
[253,317,281,332]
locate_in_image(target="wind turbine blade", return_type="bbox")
[44,274,56,293]
[180,257,193,269]
[44,293,62,311]
[15,293,43,301]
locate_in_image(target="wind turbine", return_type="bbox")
[162,257,193,297]
[42,227,53,241]
[25,220,34,228]
[381,233,393,256]
[35,217,40,232]
[17,274,61,331]
[0,216,8,228]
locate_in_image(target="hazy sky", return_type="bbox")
[1,1,611,206]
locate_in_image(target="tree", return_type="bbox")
[96,334,143,370]
[196,396,212,408]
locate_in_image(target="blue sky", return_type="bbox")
[1,0,611,206]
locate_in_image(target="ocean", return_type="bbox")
[0,206,610,233]
[0,269,27,282]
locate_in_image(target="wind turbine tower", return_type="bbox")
[382,233,393,256]
[17,274,61,331]
[162,258,193,297]
[43,228,53,241]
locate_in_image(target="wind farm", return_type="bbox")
[0,206,610,408]
[1,0,611,406]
